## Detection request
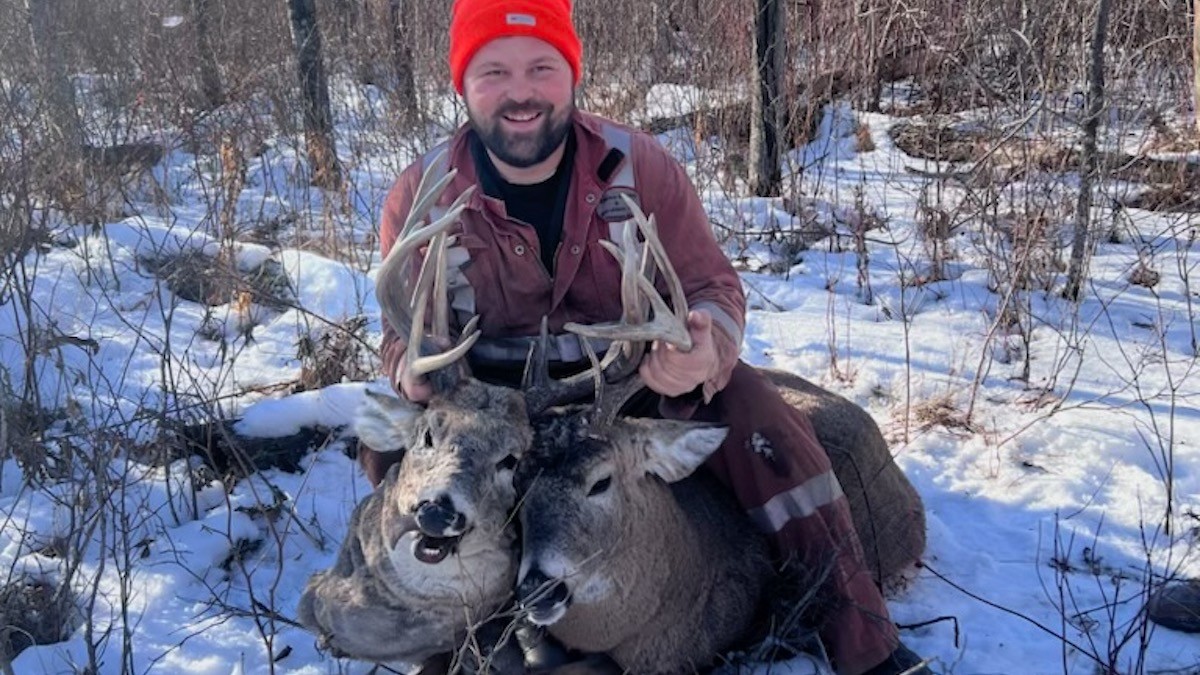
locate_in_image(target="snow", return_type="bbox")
[1,81,1198,675]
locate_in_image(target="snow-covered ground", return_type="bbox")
[2,84,1199,674]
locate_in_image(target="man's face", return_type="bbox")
[462,36,575,169]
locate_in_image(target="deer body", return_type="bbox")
[769,369,925,582]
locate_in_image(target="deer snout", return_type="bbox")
[517,567,571,627]
[414,494,467,537]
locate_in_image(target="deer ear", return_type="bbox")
[628,420,729,484]
[355,388,422,453]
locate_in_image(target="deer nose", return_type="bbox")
[414,494,466,536]
[517,567,571,625]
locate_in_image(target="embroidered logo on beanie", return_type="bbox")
[506,13,536,26]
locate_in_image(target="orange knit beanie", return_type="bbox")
[449,0,582,94]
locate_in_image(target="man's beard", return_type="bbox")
[469,99,573,169]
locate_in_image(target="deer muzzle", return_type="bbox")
[517,567,572,627]
[414,494,467,537]
[408,495,467,564]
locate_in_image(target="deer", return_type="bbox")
[297,158,531,673]
[512,201,925,674]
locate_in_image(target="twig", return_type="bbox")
[919,561,1107,670]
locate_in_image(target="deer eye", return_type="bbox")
[423,428,434,447]
[587,476,612,497]
[495,454,518,472]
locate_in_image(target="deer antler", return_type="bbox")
[565,195,692,351]
[377,151,480,393]
[522,197,692,422]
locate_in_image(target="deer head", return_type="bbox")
[512,200,728,624]
[355,155,531,565]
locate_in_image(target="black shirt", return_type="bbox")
[469,131,575,273]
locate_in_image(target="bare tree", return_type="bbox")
[1064,0,1112,302]
[25,0,82,152]
[750,0,784,197]
[1193,0,1199,134]
[386,0,420,124]
[189,0,225,107]
[284,0,341,190]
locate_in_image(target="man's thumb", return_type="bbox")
[688,309,712,331]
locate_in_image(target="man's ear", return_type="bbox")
[623,419,729,484]
[354,389,422,453]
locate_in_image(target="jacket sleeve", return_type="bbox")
[377,163,423,394]
[633,135,746,402]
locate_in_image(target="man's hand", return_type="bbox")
[395,353,434,403]
[639,310,719,398]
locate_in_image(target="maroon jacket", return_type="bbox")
[378,110,745,402]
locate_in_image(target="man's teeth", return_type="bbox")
[506,112,538,122]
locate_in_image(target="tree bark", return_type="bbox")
[387,0,420,124]
[25,0,82,152]
[750,0,785,197]
[1193,0,1199,135]
[189,0,225,108]
[285,0,341,190]
[1064,0,1111,302]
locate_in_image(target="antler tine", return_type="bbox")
[626,195,691,344]
[376,154,479,391]
[521,318,625,417]
[401,150,456,239]
[578,336,647,428]
[405,232,481,379]
[563,206,692,351]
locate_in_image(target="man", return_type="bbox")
[363,1,929,673]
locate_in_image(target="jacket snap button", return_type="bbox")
[514,244,526,255]
[585,193,596,204]
[570,244,581,255]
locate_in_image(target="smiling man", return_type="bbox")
[364,2,930,674]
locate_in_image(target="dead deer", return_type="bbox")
[297,158,529,672]
[513,202,923,673]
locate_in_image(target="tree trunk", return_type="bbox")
[190,0,225,108]
[285,0,341,190]
[1064,0,1111,302]
[1193,0,1199,135]
[750,0,785,197]
[388,0,420,124]
[25,0,82,152]
[860,0,882,112]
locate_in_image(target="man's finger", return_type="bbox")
[688,309,712,330]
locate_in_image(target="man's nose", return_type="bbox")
[504,74,535,103]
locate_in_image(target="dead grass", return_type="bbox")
[1122,184,1200,213]
[1127,261,1162,288]
[295,315,371,392]
[910,392,976,433]
[891,120,1200,193]
[854,121,876,153]
[140,250,293,308]
[0,576,76,665]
